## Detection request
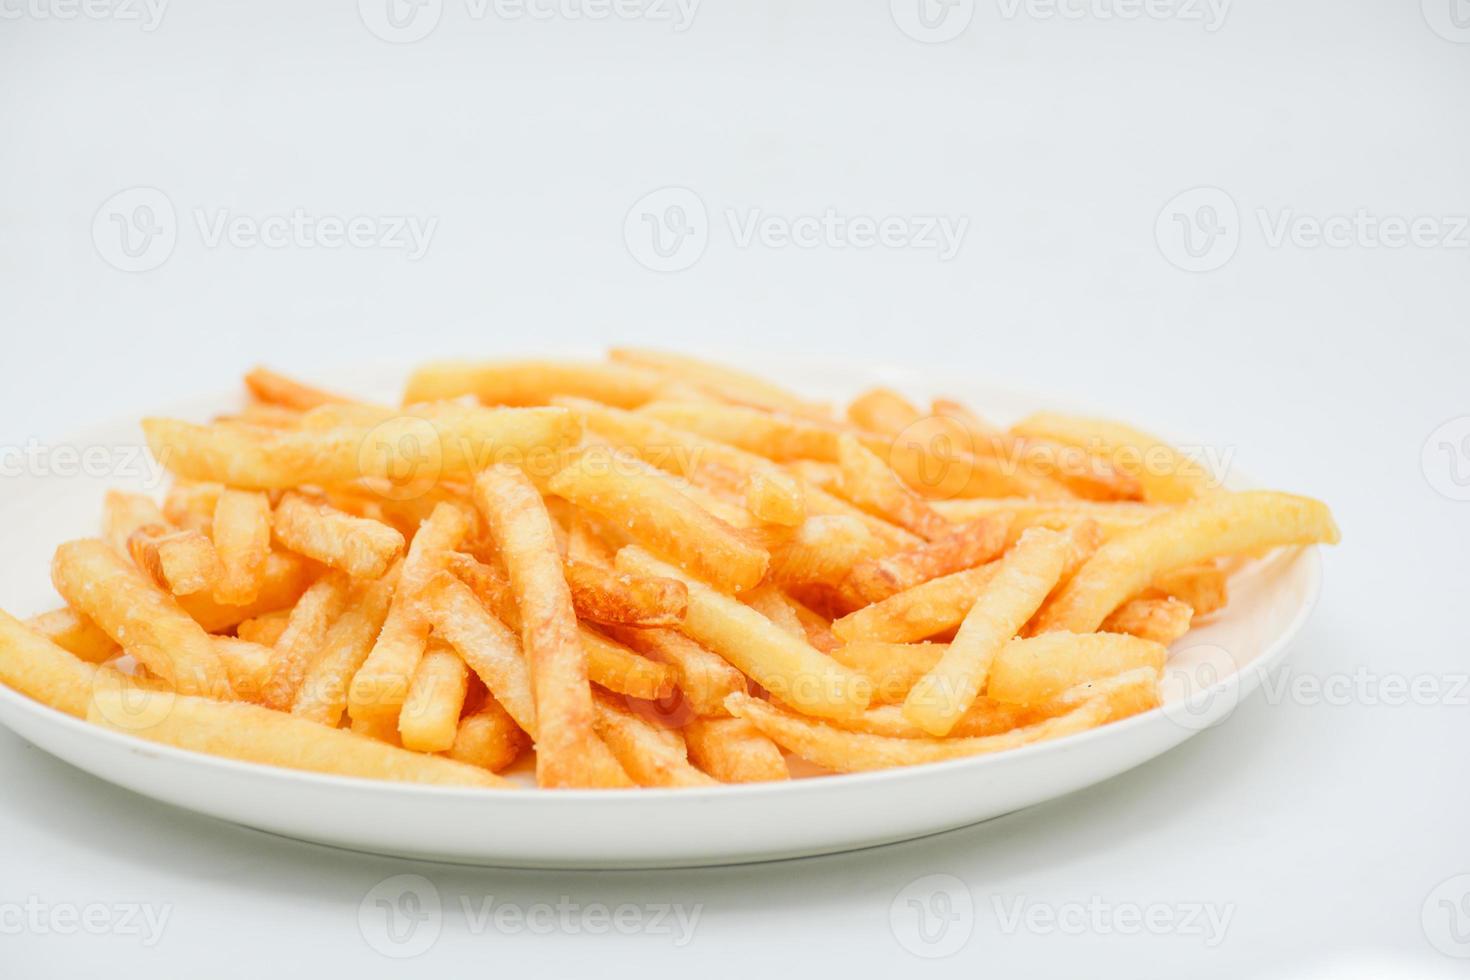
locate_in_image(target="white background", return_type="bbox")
[2,1,1468,976]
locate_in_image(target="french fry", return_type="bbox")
[51,539,233,698]
[765,515,885,588]
[272,492,405,579]
[351,713,402,746]
[823,698,1038,740]
[476,464,625,789]
[88,685,507,788]
[1009,411,1218,503]
[931,398,1142,501]
[799,480,922,551]
[842,515,1012,604]
[102,490,168,554]
[563,560,688,628]
[742,585,806,639]
[591,690,718,788]
[0,609,101,717]
[548,447,769,594]
[25,608,118,664]
[640,402,846,462]
[683,717,789,783]
[566,511,617,567]
[405,359,667,408]
[835,435,951,541]
[727,692,1109,772]
[244,366,352,411]
[1049,667,1162,723]
[903,528,1072,735]
[421,570,538,733]
[447,696,530,772]
[932,497,1165,540]
[826,641,950,704]
[846,387,922,436]
[163,482,222,534]
[831,563,1001,645]
[1099,597,1195,645]
[178,551,316,632]
[1146,562,1227,617]
[986,632,1167,706]
[292,573,398,726]
[554,396,805,525]
[142,405,579,491]
[1035,491,1340,634]
[210,636,274,701]
[609,348,830,419]
[212,489,272,605]
[880,415,1073,500]
[235,609,291,647]
[603,625,746,718]
[127,526,220,596]
[785,594,842,653]
[399,641,469,753]
[261,570,352,709]
[617,546,871,721]
[348,503,468,721]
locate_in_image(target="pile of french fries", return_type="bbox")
[0,350,1340,790]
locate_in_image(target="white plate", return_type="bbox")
[0,361,1323,868]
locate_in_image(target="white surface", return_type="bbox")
[0,0,1466,975]
[0,371,1324,868]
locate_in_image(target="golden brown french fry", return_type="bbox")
[128,526,220,596]
[987,632,1166,706]
[742,585,806,639]
[292,573,397,726]
[640,401,846,462]
[765,515,885,588]
[348,503,468,721]
[143,405,579,491]
[836,435,950,541]
[351,713,402,745]
[563,560,688,628]
[1035,491,1340,634]
[843,515,1013,604]
[0,609,101,717]
[608,348,831,419]
[398,641,469,753]
[548,448,769,594]
[903,529,1072,735]
[178,551,316,632]
[102,490,166,554]
[826,641,949,704]
[235,609,291,647]
[272,493,405,579]
[261,570,352,710]
[25,608,118,664]
[447,696,530,773]
[846,387,921,436]
[617,546,871,721]
[931,399,1142,501]
[476,465,625,789]
[1100,597,1195,645]
[823,697,1038,739]
[1146,562,1227,617]
[244,367,352,411]
[51,539,233,698]
[1009,412,1219,503]
[163,482,222,534]
[87,685,508,788]
[1050,666,1162,723]
[931,497,1166,539]
[603,625,746,718]
[832,563,1000,644]
[405,359,667,408]
[212,489,272,605]
[591,690,718,788]
[209,636,274,701]
[421,570,538,734]
[684,717,789,783]
[785,594,841,653]
[727,692,1109,772]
